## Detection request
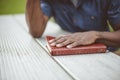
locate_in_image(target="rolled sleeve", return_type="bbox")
[108,0,120,26]
[41,0,52,18]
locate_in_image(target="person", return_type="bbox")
[26,0,120,54]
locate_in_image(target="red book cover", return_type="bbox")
[46,36,107,56]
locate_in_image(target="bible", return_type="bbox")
[46,36,107,56]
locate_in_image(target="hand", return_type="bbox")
[49,31,100,48]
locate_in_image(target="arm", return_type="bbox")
[25,0,49,38]
[97,24,120,47]
[48,30,120,48]
[98,0,120,48]
[48,1,120,49]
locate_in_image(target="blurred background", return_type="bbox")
[0,0,25,15]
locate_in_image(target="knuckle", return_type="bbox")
[62,41,70,45]
[67,39,72,43]
[61,43,66,46]
[56,40,60,44]
[56,38,65,43]
[68,38,74,42]
[75,41,79,45]
[74,41,79,46]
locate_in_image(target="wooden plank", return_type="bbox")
[0,15,73,80]
[14,14,120,80]
[36,21,120,80]
[54,53,120,80]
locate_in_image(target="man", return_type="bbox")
[26,0,120,54]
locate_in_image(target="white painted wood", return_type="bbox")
[0,15,73,80]
[13,14,28,31]
[13,14,120,80]
[13,14,79,79]
[54,53,120,80]
[35,19,120,80]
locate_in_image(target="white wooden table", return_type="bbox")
[0,14,120,80]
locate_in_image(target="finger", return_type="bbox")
[50,42,56,46]
[56,40,72,47]
[55,37,66,44]
[49,34,66,43]
[49,34,71,46]
[55,34,66,40]
[49,35,68,46]
[49,35,64,43]
[66,42,79,48]
[49,39,55,43]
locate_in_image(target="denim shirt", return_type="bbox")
[70,0,79,7]
[41,0,120,51]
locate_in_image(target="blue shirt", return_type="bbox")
[41,0,120,51]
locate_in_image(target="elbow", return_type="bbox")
[118,42,120,47]
[114,41,120,47]
[28,25,45,38]
[116,38,120,47]
[30,30,43,38]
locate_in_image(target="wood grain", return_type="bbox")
[14,14,120,80]
[0,15,73,80]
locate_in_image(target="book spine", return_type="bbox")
[52,48,106,56]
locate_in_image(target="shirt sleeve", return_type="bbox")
[108,0,120,26]
[41,0,52,18]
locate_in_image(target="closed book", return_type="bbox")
[46,36,107,56]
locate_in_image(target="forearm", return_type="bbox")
[97,30,120,47]
[26,0,48,37]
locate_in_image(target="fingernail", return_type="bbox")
[50,43,56,46]
[49,39,54,43]
[67,45,72,48]
[56,44,62,47]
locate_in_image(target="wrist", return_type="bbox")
[93,31,105,43]
[95,31,104,39]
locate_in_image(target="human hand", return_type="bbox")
[49,31,100,48]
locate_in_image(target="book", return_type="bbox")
[46,36,107,56]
